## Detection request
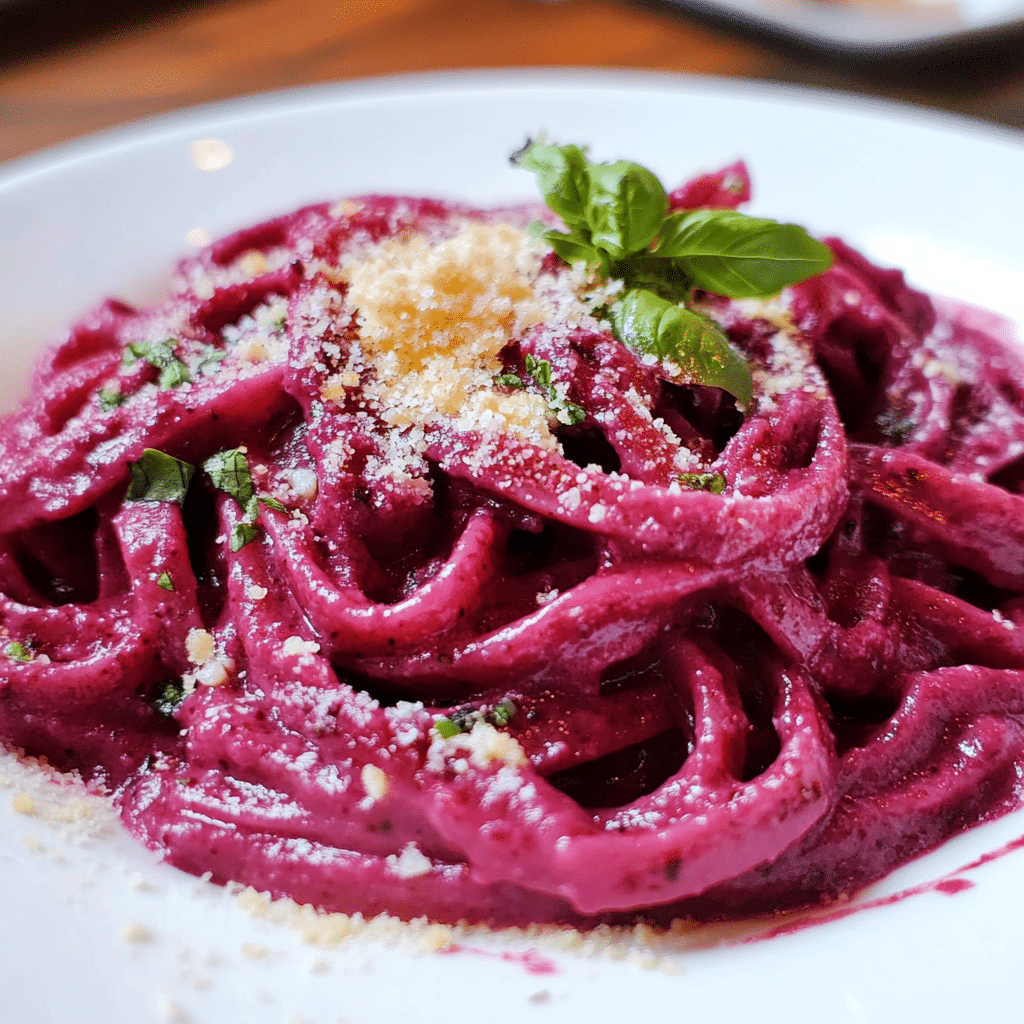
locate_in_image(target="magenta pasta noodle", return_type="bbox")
[3,148,1024,928]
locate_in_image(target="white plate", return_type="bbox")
[2,70,1024,1024]
[666,0,1024,52]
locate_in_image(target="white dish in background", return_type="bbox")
[1,70,1024,1024]
[663,0,1024,53]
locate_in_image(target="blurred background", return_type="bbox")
[1,0,1022,166]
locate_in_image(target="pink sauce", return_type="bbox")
[3,165,1024,929]
[440,944,559,976]
[753,830,1024,942]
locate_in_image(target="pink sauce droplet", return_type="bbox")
[935,877,974,895]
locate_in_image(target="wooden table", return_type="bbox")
[1,0,1023,168]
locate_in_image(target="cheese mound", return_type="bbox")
[345,223,556,447]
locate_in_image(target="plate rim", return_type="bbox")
[3,63,1024,1024]
[2,67,1023,192]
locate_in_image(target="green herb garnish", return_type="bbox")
[156,571,175,592]
[435,699,518,738]
[489,698,518,728]
[514,354,586,427]
[610,290,751,404]
[514,140,833,406]
[434,717,462,739]
[258,494,287,513]
[98,386,127,410]
[196,345,227,376]
[229,522,259,551]
[203,448,285,551]
[125,339,192,389]
[153,679,187,717]
[204,448,256,507]
[4,641,33,663]
[127,449,195,503]
[678,471,727,494]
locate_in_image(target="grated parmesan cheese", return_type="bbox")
[386,842,433,879]
[343,223,556,448]
[185,628,215,665]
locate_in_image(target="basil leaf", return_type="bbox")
[497,373,525,389]
[203,448,255,507]
[541,229,601,268]
[156,571,175,591]
[611,289,752,406]
[585,160,667,259]
[655,210,833,298]
[512,141,591,229]
[127,449,195,503]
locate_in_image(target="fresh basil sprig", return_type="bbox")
[514,140,833,405]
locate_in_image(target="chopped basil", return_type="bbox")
[434,717,462,739]
[496,372,525,389]
[203,448,282,551]
[153,679,186,717]
[156,571,175,591]
[196,345,227,376]
[259,494,288,513]
[203,448,255,506]
[127,449,195,503]
[231,522,259,552]
[98,386,127,410]
[435,699,517,738]
[4,641,33,663]
[489,698,518,728]
[678,471,727,494]
[514,140,833,405]
[520,354,586,427]
[125,339,192,390]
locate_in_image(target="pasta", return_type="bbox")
[2,152,1024,928]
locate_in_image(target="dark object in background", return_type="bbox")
[0,0,222,63]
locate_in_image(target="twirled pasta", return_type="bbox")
[3,166,1024,927]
